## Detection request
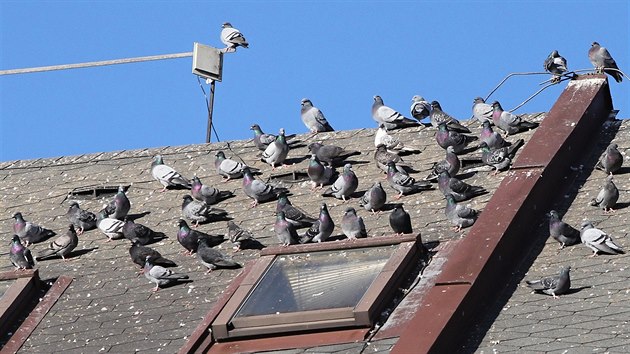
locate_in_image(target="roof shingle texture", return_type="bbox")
[0,116,544,353]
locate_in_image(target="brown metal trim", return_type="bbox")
[0,269,37,281]
[2,275,73,353]
[0,275,38,337]
[261,233,420,256]
[392,75,613,354]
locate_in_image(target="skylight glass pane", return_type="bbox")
[233,246,394,318]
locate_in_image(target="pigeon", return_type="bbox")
[242,168,288,207]
[307,154,338,189]
[215,151,258,181]
[129,242,176,271]
[590,174,619,212]
[425,145,461,181]
[191,176,233,205]
[250,124,280,151]
[300,98,334,133]
[595,143,623,174]
[36,224,78,261]
[182,195,229,227]
[300,203,335,243]
[386,161,432,198]
[589,41,623,83]
[220,22,248,52]
[151,155,191,192]
[480,120,511,150]
[261,128,290,169]
[544,50,568,83]
[341,207,367,240]
[13,212,56,247]
[227,221,258,251]
[444,193,479,232]
[359,182,387,213]
[144,256,189,292]
[66,201,97,235]
[177,219,224,255]
[276,194,317,228]
[372,95,419,130]
[96,209,125,241]
[308,142,361,167]
[547,210,580,249]
[105,185,131,220]
[374,124,420,154]
[430,101,471,133]
[526,266,571,299]
[580,221,624,256]
[491,101,539,136]
[435,122,478,154]
[374,144,413,174]
[389,205,412,235]
[9,235,35,270]
[122,217,159,245]
[437,170,487,202]
[479,141,523,174]
[275,211,299,246]
[410,95,432,122]
[472,97,493,125]
[197,237,241,273]
[322,163,359,201]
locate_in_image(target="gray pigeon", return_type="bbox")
[308,142,361,167]
[66,201,97,235]
[372,95,419,130]
[197,237,241,273]
[275,211,299,246]
[445,193,478,232]
[261,128,290,169]
[215,151,258,181]
[341,207,367,240]
[544,50,568,83]
[386,161,432,199]
[425,145,461,181]
[129,242,176,271]
[435,122,478,154]
[9,235,35,270]
[122,217,159,245]
[579,221,624,256]
[595,143,623,174]
[548,210,580,249]
[250,124,295,151]
[437,171,487,202]
[276,194,317,228]
[374,124,421,154]
[589,41,622,83]
[220,22,248,52]
[36,224,78,261]
[389,205,412,235]
[480,121,511,150]
[430,101,471,133]
[96,209,125,241]
[300,203,335,243]
[359,182,387,213]
[227,221,257,251]
[151,155,191,192]
[191,176,233,205]
[307,154,337,189]
[12,212,56,247]
[144,256,189,292]
[182,195,228,226]
[590,174,619,212]
[300,98,334,133]
[177,219,224,255]
[410,95,432,122]
[322,163,359,201]
[472,97,493,125]
[526,266,571,298]
[479,142,523,174]
[105,185,131,220]
[242,168,288,207]
[374,144,412,174]
[491,101,539,136]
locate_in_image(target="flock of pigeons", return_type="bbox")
[8,24,626,297]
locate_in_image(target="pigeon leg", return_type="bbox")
[590,251,599,258]
[249,200,258,208]
[152,285,160,292]
[77,227,84,236]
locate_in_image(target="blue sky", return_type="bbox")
[1,1,628,162]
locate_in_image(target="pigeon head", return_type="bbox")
[276,211,286,220]
[344,207,357,216]
[373,95,383,103]
[444,193,456,203]
[215,151,226,158]
[222,22,233,28]
[551,50,560,57]
[153,155,164,166]
[482,120,492,129]
[308,142,322,154]
[580,221,594,230]
[68,224,75,232]
[478,142,490,151]
[591,41,600,47]
[473,97,485,104]
[376,144,388,152]
[547,210,560,219]
[343,163,353,172]
[300,98,312,106]
[430,101,442,109]
[250,124,261,131]
[491,101,503,109]
[279,128,285,136]
[320,203,328,212]
[12,212,23,220]
[411,95,425,102]
[11,234,21,243]
[446,146,456,153]
[69,201,80,209]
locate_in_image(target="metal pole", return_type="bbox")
[206,80,216,143]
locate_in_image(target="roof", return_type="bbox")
[0,74,623,353]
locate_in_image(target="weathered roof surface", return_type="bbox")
[466,119,630,353]
[0,112,543,353]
